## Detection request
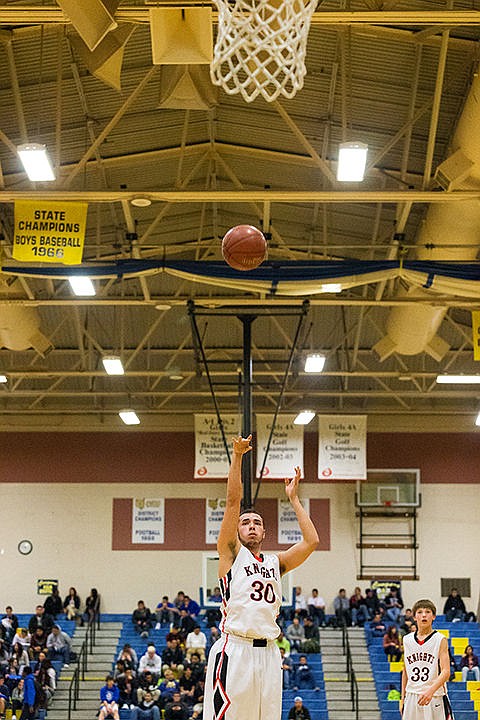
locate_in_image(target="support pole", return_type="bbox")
[240,315,255,509]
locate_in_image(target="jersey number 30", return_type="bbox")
[411,667,430,682]
[250,580,276,604]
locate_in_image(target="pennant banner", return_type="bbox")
[132,498,165,544]
[256,414,304,478]
[278,498,310,544]
[318,415,367,480]
[194,414,240,478]
[205,498,226,544]
[13,200,88,265]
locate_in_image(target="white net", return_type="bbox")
[210,0,317,103]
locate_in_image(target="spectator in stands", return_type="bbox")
[63,587,81,624]
[1,606,19,648]
[460,645,480,682]
[174,592,186,612]
[400,608,415,636]
[276,631,291,656]
[133,601,153,639]
[131,690,160,720]
[99,675,120,720]
[11,677,24,716]
[294,654,320,691]
[117,667,139,709]
[186,653,205,683]
[20,666,36,720]
[161,636,185,678]
[370,612,387,637]
[30,627,48,661]
[11,642,29,674]
[190,679,204,720]
[177,610,196,639]
[294,587,308,620]
[164,690,189,720]
[179,665,197,708]
[83,588,99,625]
[286,617,305,653]
[118,643,138,671]
[333,589,352,627]
[35,657,56,707]
[303,616,319,642]
[0,674,11,717]
[14,629,31,651]
[43,588,63,618]
[443,588,466,623]
[383,625,403,661]
[28,606,54,636]
[280,647,294,689]
[0,640,9,673]
[383,587,404,624]
[158,669,180,705]
[139,646,162,680]
[182,596,200,618]
[364,588,380,620]
[288,696,311,720]
[185,625,207,662]
[205,587,222,627]
[137,671,160,705]
[307,589,326,627]
[114,660,127,680]
[46,625,72,666]
[350,587,368,627]
[207,626,221,654]
[155,596,178,628]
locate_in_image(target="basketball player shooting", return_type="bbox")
[401,600,454,720]
[203,435,319,720]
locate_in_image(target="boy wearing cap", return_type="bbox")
[288,696,312,720]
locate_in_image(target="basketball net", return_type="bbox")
[210,0,317,103]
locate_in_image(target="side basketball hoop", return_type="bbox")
[210,0,317,102]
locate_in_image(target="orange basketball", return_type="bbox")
[221,225,267,271]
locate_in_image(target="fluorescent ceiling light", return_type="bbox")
[68,276,96,297]
[337,142,368,182]
[476,412,480,427]
[321,283,342,293]
[17,143,55,181]
[119,409,140,425]
[102,356,125,375]
[294,410,315,425]
[0,375,7,383]
[304,354,326,373]
[436,375,480,384]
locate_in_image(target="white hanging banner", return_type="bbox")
[132,498,165,544]
[194,414,240,478]
[205,498,226,544]
[256,414,304,479]
[278,498,310,544]
[318,415,367,480]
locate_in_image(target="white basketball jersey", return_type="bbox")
[403,630,446,696]
[219,544,282,640]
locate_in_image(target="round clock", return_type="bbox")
[18,540,33,555]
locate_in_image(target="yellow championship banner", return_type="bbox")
[472,311,480,361]
[13,200,88,265]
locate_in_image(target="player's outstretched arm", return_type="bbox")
[278,466,319,575]
[217,435,252,577]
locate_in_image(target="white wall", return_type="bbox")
[1,481,478,617]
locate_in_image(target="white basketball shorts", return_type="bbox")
[403,693,454,720]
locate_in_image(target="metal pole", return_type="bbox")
[240,316,255,509]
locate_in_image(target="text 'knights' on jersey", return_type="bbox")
[403,630,446,696]
[219,544,282,640]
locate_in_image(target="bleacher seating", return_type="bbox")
[367,615,480,720]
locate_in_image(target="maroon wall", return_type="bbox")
[0,431,478,484]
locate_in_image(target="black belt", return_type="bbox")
[253,638,268,647]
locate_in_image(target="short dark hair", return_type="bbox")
[412,599,436,616]
[239,508,265,526]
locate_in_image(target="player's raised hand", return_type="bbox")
[284,465,301,501]
[232,435,252,455]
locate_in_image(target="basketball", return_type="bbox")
[221,225,267,271]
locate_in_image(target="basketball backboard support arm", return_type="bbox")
[188,300,310,509]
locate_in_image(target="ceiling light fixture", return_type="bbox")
[102,356,125,375]
[304,354,326,373]
[337,141,368,182]
[130,197,152,207]
[294,410,316,425]
[320,283,342,293]
[68,276,96,297]
[0,375,7,384]
[436,375,480,384]
[119,408,140,425]
[17,143,55,182]
[475,412,480,427]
